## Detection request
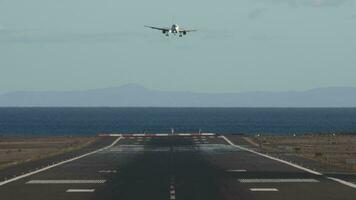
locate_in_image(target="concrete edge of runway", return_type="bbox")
[220,135,356,189]
[0,137,123,186]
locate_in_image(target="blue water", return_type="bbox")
[0,108,356,136]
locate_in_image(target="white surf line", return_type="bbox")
[239,179,319,183]
[66,189,95,193]
[250,188,279,192]
[226,169,247,172]
[0,137,122,186]
[27,180,106,184]
[220,136,356,189]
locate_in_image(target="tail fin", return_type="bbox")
[171,16,175,25]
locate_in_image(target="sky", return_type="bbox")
[0,0,355,93]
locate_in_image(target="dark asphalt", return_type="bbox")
[0,136,115,182]
[0,135,356,200]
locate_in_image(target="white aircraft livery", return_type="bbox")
[145,24,196,37]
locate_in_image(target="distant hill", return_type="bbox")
[0,84,356,107]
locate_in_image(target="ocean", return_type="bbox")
[0,108,356,136]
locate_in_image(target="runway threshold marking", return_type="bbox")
[250,188,279,192]
[0,137,122,186]
[221,136,356,190]
[66,189,95,193]
[239,179,319,183]
[26,180,106,184]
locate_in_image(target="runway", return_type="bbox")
[0,134,356,200]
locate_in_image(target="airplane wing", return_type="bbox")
[179,29,197,33]
[145,26,170,31]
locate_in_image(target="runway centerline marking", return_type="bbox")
[26,180,106,184]
[0,137,122,186]
[250,188,279,192]
[170,176,176,200]
[66,189,95,193]
[239,179,319,183]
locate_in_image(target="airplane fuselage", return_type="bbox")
[171,24,179,34]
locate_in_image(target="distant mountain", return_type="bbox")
[0,84,356,107]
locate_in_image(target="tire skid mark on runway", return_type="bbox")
[221,136,356,189]
[0,137,122,186]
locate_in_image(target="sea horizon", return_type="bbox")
[1,107,356,136]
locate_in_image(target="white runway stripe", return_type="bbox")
[327,177,356,189]
[221,136,356,189]
[250,188,279,192]
[220,136,322,175]
[66,189,95,193]
[27,180,106,184]
[169,176,176,200]
[156,134,169,136]
[0,137,122,186]
[239,179,319,183]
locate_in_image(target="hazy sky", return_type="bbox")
[1,0,355,92]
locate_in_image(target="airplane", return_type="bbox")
[145,24,196,37]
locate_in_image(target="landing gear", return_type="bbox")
[179,34,182,37]
[166,34,169,37]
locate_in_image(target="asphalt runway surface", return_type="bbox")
[0,135,356,200]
